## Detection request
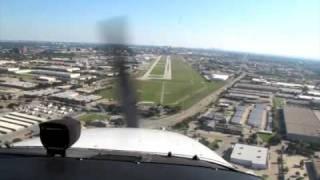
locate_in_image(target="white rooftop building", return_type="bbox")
[298,95,320,101]
[24,88,61,97]
[36,66,80,72]
[211,74,229,81]
[50,91,102,103]
[307,90,320,97]
[31,69,80,79]
[0,78,37,89]
[0,112,46,135]
[38,76,57,82]
[0,67,19,72]
[230,144,268,169]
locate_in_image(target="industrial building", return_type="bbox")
[307,90,320,97]
[0,78,38,90]
[310,158,320,180]
[298,95,320,101]
[0,67,19,73]
[248,104,267,129]
[286,99,310,106]
[211,74,229,81]
[279,88,302,94]
[265,112,273,132]
[0,112,46,135]
[49,91,102,104]
[31,69,80,80]
[198,108,215,121]
[234,83,278,92]
[230,106,248,125]
[214,123,242,135]
[228,88,272,98]
[283,106,320,143]
[203,74,229,81]
[272,82,314,89]
[198,108,227,129]
[37,76,57,83]
[225,93,260,101]
[35,66,80,72]
[230,144,268,169]
[24,88,61,97]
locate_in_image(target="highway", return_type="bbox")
[140,73,246,129]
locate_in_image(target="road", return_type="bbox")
[140,73,246,129]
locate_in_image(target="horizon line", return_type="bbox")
[0,39,319,61]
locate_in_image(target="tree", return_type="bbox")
[7,94,12,100]
[1,95,7,100]
[286,141,314,156]
[12,138,22,143]
[299,160,304,168]
[199,137,210,146]
[7,103,18,109]
[238,137,245,143]
[247,133,258,144]
[208,141,220,150]
[261,174,268,180]
[268,134,281,145]
[302,86,308,93]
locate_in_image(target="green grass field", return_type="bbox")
[150,56,166,75]
[97,55,225,109]
[96,85,116,100]
[78,113,109,122]
[258,132,273,143]
[273,97,286,108]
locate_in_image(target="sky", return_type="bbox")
[0,0,320,59]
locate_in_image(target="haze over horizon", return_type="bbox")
[0,0,320,60]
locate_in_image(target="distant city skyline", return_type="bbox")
[0,0,320,60]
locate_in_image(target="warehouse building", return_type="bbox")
[203,74,229,81]
[265,112,273,132]
[0,78,38,90]
[31,69,80,80]
[24,88,61,97]
[214,123,243,135]
[37,76,58,83]
[230,144,268,169]
[230,106,248,125]
[283,106,320,144]
[310,158,320,180]
[211,74,229,81]
[228,88,272,98]
[298,95,320,101]
[225,93,260,101]
[49,91,102,104]
[0,67,19,73]
[0,112,46,135]
[279,88,302,94]
[35,66,80,72]
[234,83,278,92]
[248,104,267,129]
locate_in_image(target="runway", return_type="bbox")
[139,56,172,81]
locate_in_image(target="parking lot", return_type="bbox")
[15,101,77,120]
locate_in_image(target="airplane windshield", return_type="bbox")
[0,0,320,179]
